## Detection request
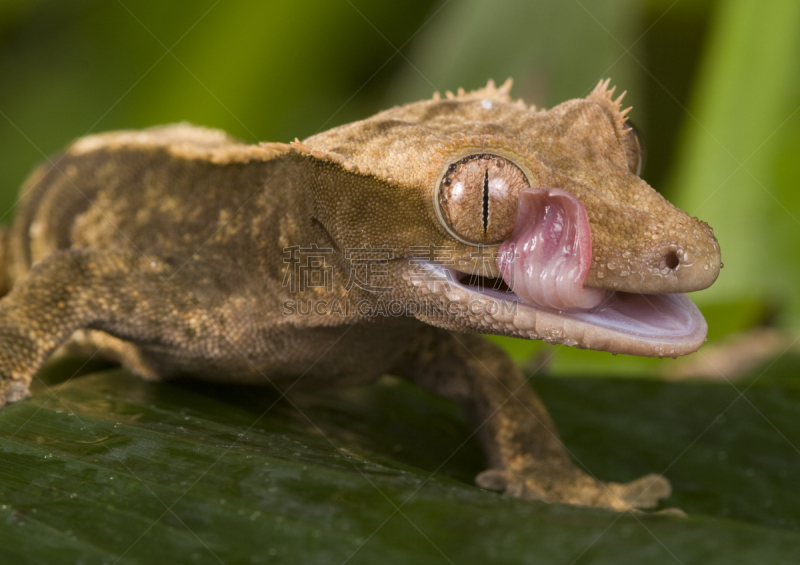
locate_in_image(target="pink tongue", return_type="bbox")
[498,187,608,311]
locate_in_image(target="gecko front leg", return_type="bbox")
[399,328,670,510]
[0,248,204,406]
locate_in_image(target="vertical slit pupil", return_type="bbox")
[482,168,489,234]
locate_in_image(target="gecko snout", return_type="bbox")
[585,219,722,295]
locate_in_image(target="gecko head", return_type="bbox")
[298,79,721,357]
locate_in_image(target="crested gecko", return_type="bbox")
[0,79,720,510]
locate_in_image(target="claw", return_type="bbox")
[475,468,509,492]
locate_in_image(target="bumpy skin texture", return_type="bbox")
[0,80,720,511]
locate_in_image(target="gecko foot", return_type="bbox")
[0,379,31,408]
[476,460,670,511]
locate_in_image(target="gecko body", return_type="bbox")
[0,80,720,510]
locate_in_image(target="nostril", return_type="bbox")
[665,251,680,270]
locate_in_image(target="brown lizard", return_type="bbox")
[0,79,720,510]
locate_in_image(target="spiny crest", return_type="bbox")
[588,78,633,134]
[432,78,528,109]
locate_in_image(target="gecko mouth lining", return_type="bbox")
[413,260,708,357]
[456,272,513,293]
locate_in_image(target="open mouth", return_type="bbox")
[415,262,706,358]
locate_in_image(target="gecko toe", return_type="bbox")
[609,473,671,509]
[0,379,31,407]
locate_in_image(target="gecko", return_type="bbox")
[0,79,720,510]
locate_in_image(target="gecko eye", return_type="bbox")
[435,154,530,245]
[624,122,644,176]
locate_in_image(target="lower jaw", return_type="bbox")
[412,261,708,358]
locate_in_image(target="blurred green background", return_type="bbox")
[2,1,800,563]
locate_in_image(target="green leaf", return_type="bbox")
[2,364,800,564]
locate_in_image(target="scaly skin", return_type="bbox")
[0,79,719,510]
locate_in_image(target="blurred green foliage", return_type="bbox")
[670,0,800,327]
